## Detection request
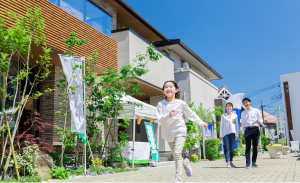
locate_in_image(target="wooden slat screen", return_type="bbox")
[0,0,118,70]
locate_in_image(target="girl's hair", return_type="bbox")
[226,102,233,108]
[162,80,180,99]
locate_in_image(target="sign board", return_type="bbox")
[291,141,299,151]
[204,122,213,139]
[145,122,159,160]
[275,110,287,143]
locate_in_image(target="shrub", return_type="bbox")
[49,148,74,167]
[260,132,269,151]
[67,167,84,176]
[190,153,198,163]
[205,138,221,160]
[50,166,73,180]
[10,143,40,176]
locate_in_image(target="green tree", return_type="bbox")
[0,7,52,178]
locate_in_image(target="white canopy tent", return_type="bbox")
[106,95,159,167]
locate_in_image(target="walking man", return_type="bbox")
[241,98,263,168]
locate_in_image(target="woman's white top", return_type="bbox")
[156,99,205,142]
[220,113,239,138]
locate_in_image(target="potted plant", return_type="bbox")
[282,146,291,155]
[266,144,282,159]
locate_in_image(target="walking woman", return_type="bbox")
[220,102,239,168]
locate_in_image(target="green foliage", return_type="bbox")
[0,176,41,182]
[190,153,198,163]
[260,131,269,151]
[63,32,87,56]
[10,143,40,176]
[67,167,84,176]
[54,126,76,150]
[113,168,130,173]
[233,130,246,156]
[49,166,74,180]
[205,138,221,160]
[90,165,102,173]
[0,7,52,176]
[49,148,73,167]
[184,102,201,149]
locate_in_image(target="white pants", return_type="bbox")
[168,136,188,181]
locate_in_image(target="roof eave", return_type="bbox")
[115,0,169,41]
[154,40,223,80]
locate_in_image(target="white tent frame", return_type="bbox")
[106,95,159,168]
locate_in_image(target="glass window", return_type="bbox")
[86,1,111,36]
[48,0,111,36]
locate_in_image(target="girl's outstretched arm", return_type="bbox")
[182,102,205,126]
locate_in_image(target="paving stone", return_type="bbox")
[54,153,300,182]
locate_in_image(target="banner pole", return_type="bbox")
[132,107,136,168]
[83,57,86,176]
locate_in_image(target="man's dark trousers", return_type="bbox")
[245,127,260,166]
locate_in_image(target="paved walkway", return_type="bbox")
[56,153,300,182]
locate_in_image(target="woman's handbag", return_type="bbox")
[218,141,224,157]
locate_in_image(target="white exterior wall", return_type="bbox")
[190,65,209,81]
[112,30,174,88]
[189,70,218,115]
[112,31,130,72]
[280,71,300,144]
[170,50,182,69]
[128,31,174,88]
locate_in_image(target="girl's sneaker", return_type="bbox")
[230,163,236,168]
[226,164,231,168]
[184,158,192,177]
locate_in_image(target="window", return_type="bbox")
[49,0,111,36]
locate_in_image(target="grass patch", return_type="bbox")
[0,176,42,182]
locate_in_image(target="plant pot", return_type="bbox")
[266,145,282,159]
[282,147,290,155]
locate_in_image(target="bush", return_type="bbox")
[49,166,74,180]
[49,148,74,167]
[190,153,198,163]
[10,143,40,176]
[260,132,269,151]
[67,167,84,175]
[205,138,221,160]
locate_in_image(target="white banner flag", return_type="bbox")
[59,55,86,143]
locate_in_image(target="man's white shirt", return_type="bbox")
[241,107,263,134]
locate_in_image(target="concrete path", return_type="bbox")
[55,153,300,182]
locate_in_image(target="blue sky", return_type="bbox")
[125,0,300,114]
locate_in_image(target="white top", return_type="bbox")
[220,113,239,138]
[156,99,205,142]
[241,107,263,134]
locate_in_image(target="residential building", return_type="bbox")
[2,0,223,159]
[1,0,118,145]
[154,39,223,150]
[280,71,300,145]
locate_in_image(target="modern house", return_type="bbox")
[154,39,223,149]
[280,71,300,145]
[1,0,223,159]
[1,0,118,145]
